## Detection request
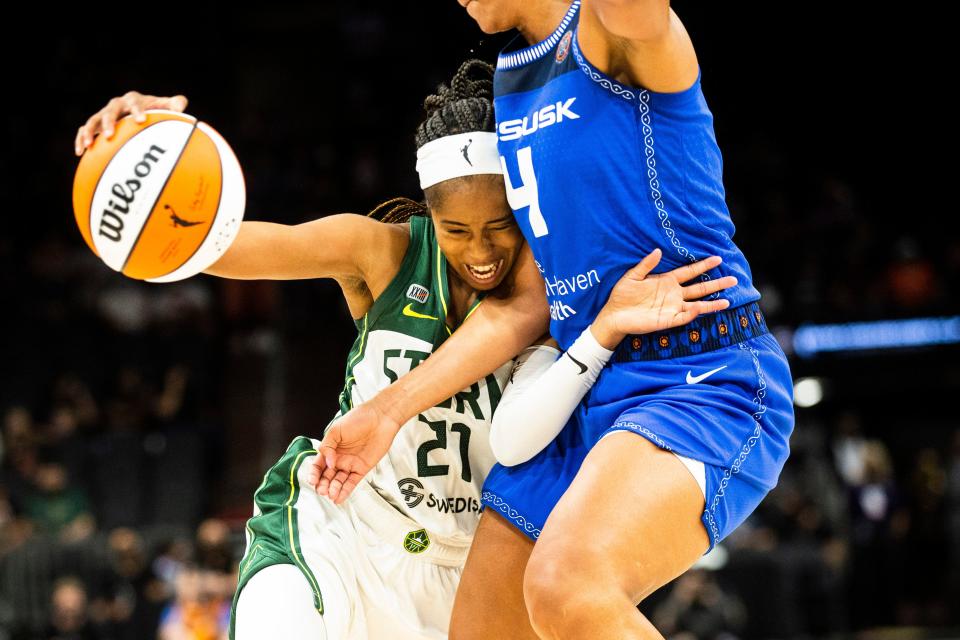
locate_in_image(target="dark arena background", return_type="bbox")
[1,3,957,639]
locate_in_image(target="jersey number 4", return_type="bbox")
[501,147,549,238]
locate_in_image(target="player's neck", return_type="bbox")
[516,0,573,44]
[445,266,480,329]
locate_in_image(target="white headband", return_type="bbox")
[415,132,502,190]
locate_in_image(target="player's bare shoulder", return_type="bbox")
[580,3,698,93]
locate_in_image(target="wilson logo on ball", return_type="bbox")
[97,144,168,243]
[73,110,245,283]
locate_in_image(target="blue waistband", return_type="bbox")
[613,301,769,363]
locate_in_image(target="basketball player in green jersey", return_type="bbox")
[76,61,735,639]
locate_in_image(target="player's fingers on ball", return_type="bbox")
[74,127,85,156]
[127,99,146,123]
[171,94,188,112]
[100,98,122,139]
[81,112,102,148]
[121,91,146,122]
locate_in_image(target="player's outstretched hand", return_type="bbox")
[74,91,188,156]
[307,403,402,505]
[591,249,737,349]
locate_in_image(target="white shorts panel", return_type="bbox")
[672,452,707,501]
[286,457,462,639]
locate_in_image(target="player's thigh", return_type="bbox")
[529,431,708,603]
[235,564,328,640]
[449,510,538,640]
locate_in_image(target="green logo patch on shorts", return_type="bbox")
[403,529,431,554]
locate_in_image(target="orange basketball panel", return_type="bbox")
[122,128,223,280]
[72,111,196,256]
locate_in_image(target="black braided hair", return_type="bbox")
[369,59,496,223]
[414,59,496,149]
[367,196,428,224]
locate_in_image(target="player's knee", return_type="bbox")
[523,542,660,635]
[523,548,603,635]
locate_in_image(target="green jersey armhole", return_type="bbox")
[359,216,431,329]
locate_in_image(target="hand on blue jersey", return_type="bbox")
[309,403,402,504]
[74,91,188,156]
[591,249,737,349]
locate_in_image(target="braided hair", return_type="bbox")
[414,59,495,149]
[368,59,496,224]
[367,196,428,224]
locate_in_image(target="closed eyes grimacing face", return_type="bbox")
[428,175,523,291]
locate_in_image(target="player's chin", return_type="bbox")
[464,2,509,34]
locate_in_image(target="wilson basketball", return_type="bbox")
[72,110,245,282]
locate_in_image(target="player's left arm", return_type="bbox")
[579,0,700,93]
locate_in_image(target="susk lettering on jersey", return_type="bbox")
[498,98,580,142]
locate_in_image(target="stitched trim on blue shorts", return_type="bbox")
[703,342,767,545]
[604,421,673,452]
[481,491,542,539]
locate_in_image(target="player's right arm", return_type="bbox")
[203,215,407,286]
[74,91,408,303]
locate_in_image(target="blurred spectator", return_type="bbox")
[46,576,96,640]
[0,486,31,555]
[194,520,233,576]
[884,236,943,313]
[652,569,746,639]
[49,375,100,434]
[899,448,950,626]
[947,430,960,611]
[832,410,868,487]
[157,568,230,640]
[1,406,39,511]
[847,440,908,629]
[21,460,95,544]
[153,537,194,595]
[89,528,168,640]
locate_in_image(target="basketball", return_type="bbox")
[72,110,245,282]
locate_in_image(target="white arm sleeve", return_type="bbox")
[489,326,614,466]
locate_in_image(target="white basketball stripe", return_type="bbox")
[147,122,245,282]
[90,120,195,271]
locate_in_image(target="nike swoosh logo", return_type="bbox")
[402,303,439,321]
[685,365,728,385]
[565,352,588,375]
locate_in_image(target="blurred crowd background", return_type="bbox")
[1,3,956,639]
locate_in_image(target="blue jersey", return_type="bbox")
[494,1,759,351]
[482,1,795,550]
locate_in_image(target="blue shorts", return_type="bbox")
[481,308,794,551]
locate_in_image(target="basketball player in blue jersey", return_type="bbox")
[311,3,796,639]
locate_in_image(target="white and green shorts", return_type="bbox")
[230,436,471,640]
